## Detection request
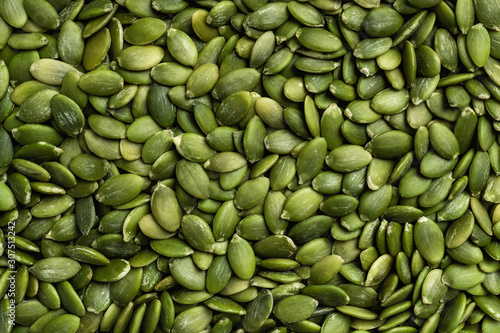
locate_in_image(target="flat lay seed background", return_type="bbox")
[2,0,500,332]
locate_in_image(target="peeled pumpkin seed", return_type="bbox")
[95,174,143,206]
[29,257,81,283]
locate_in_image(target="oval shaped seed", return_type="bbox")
[371,88,409,115]
[175,159,210,200]
[354,37,392,59]
[93,258,130,283]
[55,21,83,68]
[205,255,232,295]
[30,194,74,218]
[79,69,124,96]
[296,27,342,53]
[8,33,48,51]
[216,91,252,126]
[204,295,246,316]
[233,176,269,210]
[448,239,484,265]
[117,45,165,71]
[366,130,413,159]
[359,184,393,221]
[428,121,460,160]
[241,289,273,332]
[35,282,60,312]
[434,28,459,72]
[212,68,260,100]
[410,75,440,105]
[467,23,491,68]
[29,257,80,283]
[17,89,59,124]
[473,294,500,321]
[204,152,247,173]
[83,281,112,315]
[185,63,219,98]
[326,145,372,172]
[274,295,318,323]
[363,7,404,37]
[151,63,192,87]
[0,0,28,29]
[474,0,500,31]
[250,30,276,69]
[11,125,62,148]
[150,238,193,258]
[108,268,143,307]
[148,182,182,233]
[64,245,110,266]
[68,154,110,181]
[84,129,122,161]
[87,114,126,140]
[171,305,212,333]
[246,2,290,30]
[280,187,323,222]
[96,174,143,206]
[0,182,16,211]
[166,28,198,67]
[414,217,445,267]
[181,214,215,253]
[170,256,206,291]
[320,194,359,219]
[420,268,447,305]
[227,234,255,280]
[484,57,500,86]
[124,17,166,45]
[442,263,485,290]
[286,1,322,27]
[83,28,112,71]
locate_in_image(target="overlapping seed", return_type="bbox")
[2,0,500,332]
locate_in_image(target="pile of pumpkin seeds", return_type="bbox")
[3,0,500,331]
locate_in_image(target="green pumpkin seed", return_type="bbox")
[274,295,318,323]
[79,69,124,96]
[227,234,255,280]
[171,305,212,333]
[95,174,143,206]
[170,256,206,291]
[442,263,485,290]
[29,257,80,283]
[281,187,323,222]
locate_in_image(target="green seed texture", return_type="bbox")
[1,0,500,332]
